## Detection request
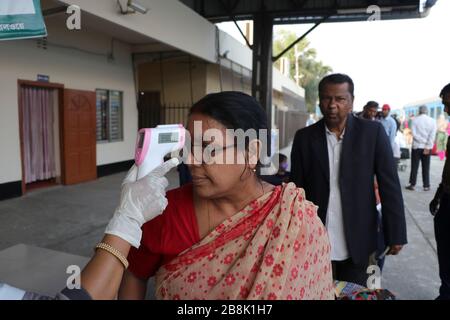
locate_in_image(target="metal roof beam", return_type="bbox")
[180,0,434,24]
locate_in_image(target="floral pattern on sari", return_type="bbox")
[155,183,334,300]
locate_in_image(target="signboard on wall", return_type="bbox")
[37,74,50,82]
[0,0,47,41]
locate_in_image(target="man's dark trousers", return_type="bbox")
[409,148,431,188]
[332,260,369,287]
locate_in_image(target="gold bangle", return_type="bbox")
[95,242,129,269]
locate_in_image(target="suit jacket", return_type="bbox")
[290,114,407,265]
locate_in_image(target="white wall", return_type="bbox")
[58,0,217,63]
[273,67,305,98]
[56,0,304,99]
[0,18,138,184]
[218,31,253,70]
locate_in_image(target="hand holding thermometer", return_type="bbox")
[135,125,186,180]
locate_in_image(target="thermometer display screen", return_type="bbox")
[159,132,179,144]
[138,133,145,148]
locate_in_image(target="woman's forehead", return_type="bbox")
[188,114,227,133]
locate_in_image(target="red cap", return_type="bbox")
[382,104,391,111]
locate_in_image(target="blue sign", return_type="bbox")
[37,74,49,82]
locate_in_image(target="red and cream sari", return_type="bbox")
[155,183,334,300]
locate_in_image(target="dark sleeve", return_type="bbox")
[58,287,93,300]
[290,131,304,187]
[374,124,408,246]
[22,287,93,300]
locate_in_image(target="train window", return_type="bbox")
[430,108,435,119]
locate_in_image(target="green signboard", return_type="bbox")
[0,0,47,41]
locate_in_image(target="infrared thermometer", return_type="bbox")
[135,124,185,180]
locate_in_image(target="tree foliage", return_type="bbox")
[273,30,332,113]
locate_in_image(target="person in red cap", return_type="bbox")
[379,104,397,147]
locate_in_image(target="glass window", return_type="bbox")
[96,89,124,142]
[96,90,109,142]
[109,90,123,141]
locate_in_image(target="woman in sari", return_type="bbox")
[118,92,334,300]
[18,92,332,300]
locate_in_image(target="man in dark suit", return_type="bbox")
[290,73,407,286]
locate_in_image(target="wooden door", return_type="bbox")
[62,89,97,185]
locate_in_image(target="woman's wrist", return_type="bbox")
[104,212,143,248]
[79,234,133,300]
[101,234,132,258]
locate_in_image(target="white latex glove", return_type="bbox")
[105,158,180,248]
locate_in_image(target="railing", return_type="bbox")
[161,103,191,125]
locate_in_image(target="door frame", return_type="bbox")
[17,79,65,195]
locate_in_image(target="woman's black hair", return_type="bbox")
[190,91,268,135]
[189,91,269,180]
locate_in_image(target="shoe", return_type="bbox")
[424,187,431,191]
[405,185,415,191]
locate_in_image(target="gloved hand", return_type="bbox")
[105,158,180,248]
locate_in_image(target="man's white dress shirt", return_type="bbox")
[411,114,437,150]
[325,126,349,261]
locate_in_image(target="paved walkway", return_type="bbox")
[0,169,180,256]
[382,156,443,300]
[0,158,445,299]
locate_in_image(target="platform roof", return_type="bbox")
[180,0,438,24]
